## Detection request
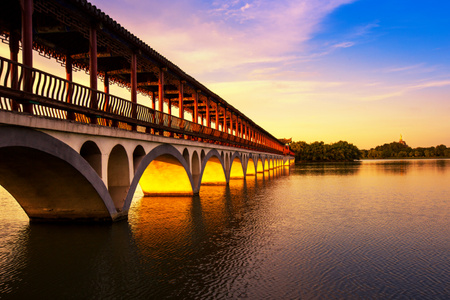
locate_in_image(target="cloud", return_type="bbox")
[412,80,450,89]
[333,41,355,48]
[240,3,251,12]
[90,0,356,77]
[357,78,450,102]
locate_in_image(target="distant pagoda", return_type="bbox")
[399,134,406,145]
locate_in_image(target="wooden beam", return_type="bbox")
[71,52,115,60]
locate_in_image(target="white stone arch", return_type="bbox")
[124,143,194,211]
[263,156,269,172]
[196,148,227,190]
[229,151,245,179]
[247,153,258,175]
[0,126,118,221]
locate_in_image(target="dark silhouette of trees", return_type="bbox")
[291,140,361,162]
[361,142,450,159]
[291,140,449,162]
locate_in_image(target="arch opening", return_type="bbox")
[140,154,193,196]
[201,150,206,162]
[201,156,226,185]
[230,157,244,179]
[246,158,256,176]
[284,158,291,166]
[257,159,264,173]
[133,145,146,174]
[80,141,102,178]
[0,147,112,221]
[182,148,190,170]
[108,145,130,211]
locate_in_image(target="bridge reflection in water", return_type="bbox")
[0,167,289,298]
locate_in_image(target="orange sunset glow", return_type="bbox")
[139,156,193,196]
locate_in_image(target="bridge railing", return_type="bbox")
[0,56,283,154]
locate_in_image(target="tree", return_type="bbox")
[436,144,447,157]
[291,140,361,162]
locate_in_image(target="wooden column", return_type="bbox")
[222,107,225,132]
[66,55,75,120]
[9,30,20,111]
[104,71,109,108]
[89,25,98,125]
[243,122,247,139]
[206,97,210,127]
[224,108,228,133]
[21,0,33,114]
[89,26,98,103]
[131,52,137,120]
[151,91,156,110]
[215,102,219,130]
[240,120,243,138]
[158,68,165,112]
[194,91,199,123]
[230,113,234,135]
[179,81,184,119]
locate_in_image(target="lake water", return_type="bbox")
[0,159,449,299]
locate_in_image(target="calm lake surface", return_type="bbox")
[0,159,449,299]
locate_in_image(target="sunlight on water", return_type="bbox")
[0,160,449,299]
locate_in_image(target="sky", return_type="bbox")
[4,0,450,149]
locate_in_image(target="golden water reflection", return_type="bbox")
[1,159,448,299]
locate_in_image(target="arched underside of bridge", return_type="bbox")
[256,159,264,173]
[0,126,120,222]
[246,157,256,176]
[124,144,195,212]
[230,155,245,179]
[198,150,227,188]
[140,154,193,196]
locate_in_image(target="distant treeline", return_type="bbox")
[290,141,362,162]
[361,142,450,159]
[290,140,450,162]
